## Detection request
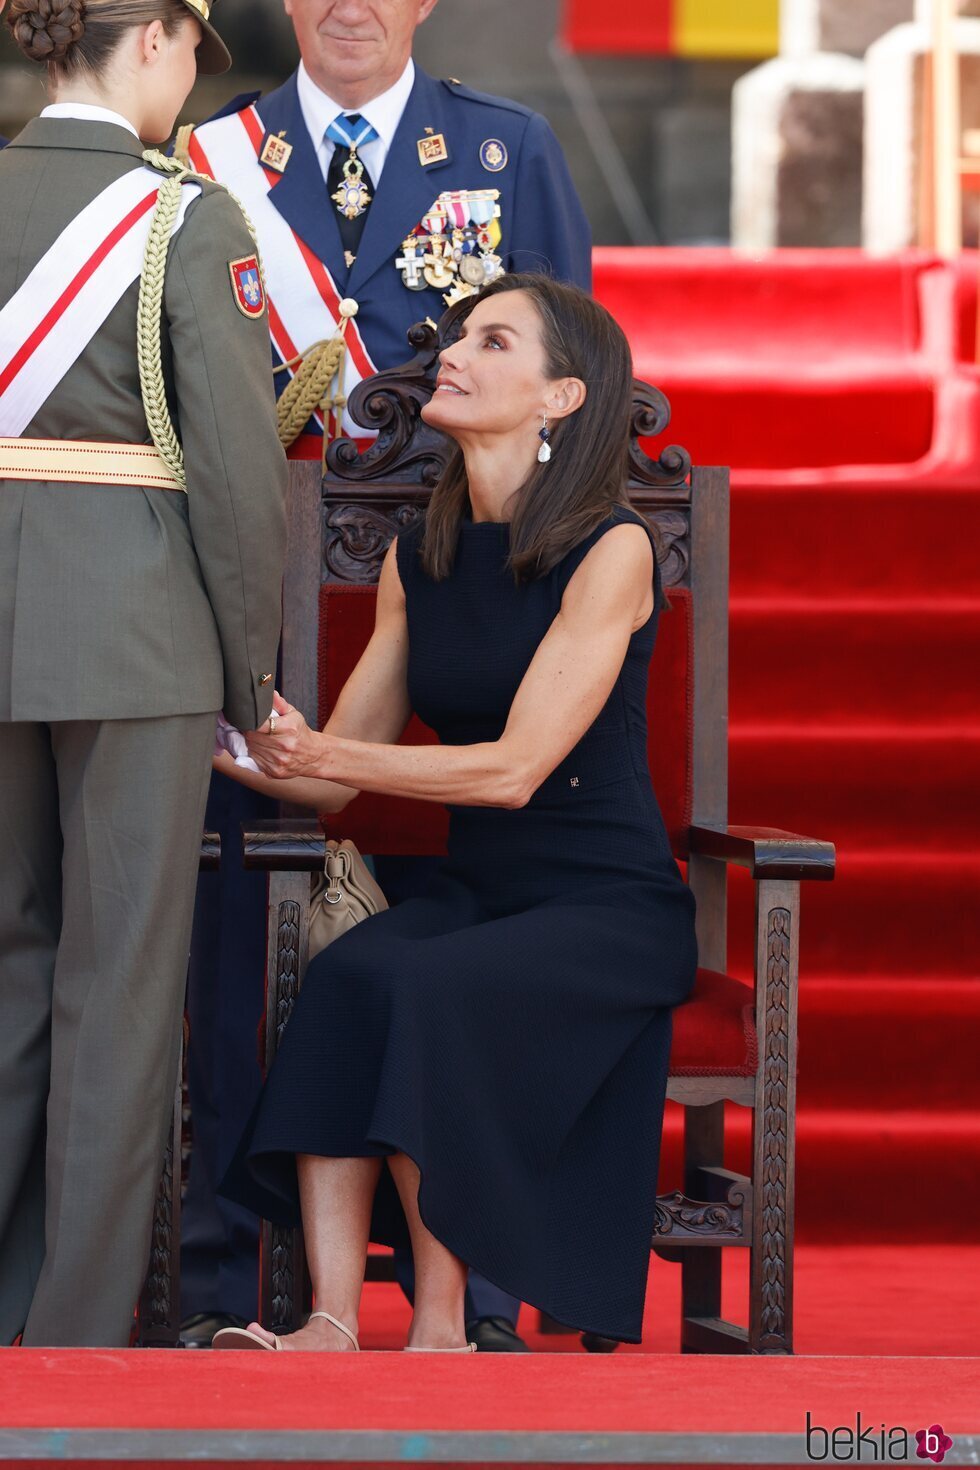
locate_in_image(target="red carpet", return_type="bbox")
[3,1250,977,1464]
[2,1323,978,1467]
[592,248,980,1246]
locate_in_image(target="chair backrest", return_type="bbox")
[279,320,729,876]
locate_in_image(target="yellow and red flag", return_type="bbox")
[562,0,778,59]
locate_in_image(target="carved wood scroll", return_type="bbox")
[322,318,693,588]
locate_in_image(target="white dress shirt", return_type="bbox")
[295,57,415,185]
[40,102,140,139]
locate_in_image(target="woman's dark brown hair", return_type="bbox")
[5,0,188,75]
[421,272,642,585]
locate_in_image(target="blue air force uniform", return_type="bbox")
[180,58,591,1333]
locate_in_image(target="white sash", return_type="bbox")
[189,107,377,439]
[0,167,201,437]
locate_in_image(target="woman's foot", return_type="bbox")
[215,1311,358,1352]
[405,1317,472,1352]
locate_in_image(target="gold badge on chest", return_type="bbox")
[417,129,449,166]
[260,131,292,173]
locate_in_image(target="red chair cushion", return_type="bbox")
[669,967,758,1077]
[317,576,693,857]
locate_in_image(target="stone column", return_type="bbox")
[781,0,915,57]
[864,16,980,251]
[731,0,915,247]
[731,53,865,247]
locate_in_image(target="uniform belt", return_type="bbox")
[0,438,184,491]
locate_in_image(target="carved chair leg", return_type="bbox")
[679,1099,725,1352]
[749,879,800,1355]
[136,1045,183,1347]
[260,1219,307,1334]
[257,872,311,1334]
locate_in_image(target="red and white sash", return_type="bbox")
[0,167,201,437]
[189,106,377,441]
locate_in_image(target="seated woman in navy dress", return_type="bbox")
[211,274,699,1353]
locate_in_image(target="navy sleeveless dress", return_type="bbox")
[222,503,698,1343]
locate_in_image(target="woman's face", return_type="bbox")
[423,290,558,441]
[137,16,202,143]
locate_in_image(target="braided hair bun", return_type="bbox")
[6,0,85,62]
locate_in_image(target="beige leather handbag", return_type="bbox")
[308,839,389,961]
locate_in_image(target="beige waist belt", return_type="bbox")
[0,438,185,492]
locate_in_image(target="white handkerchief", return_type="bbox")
[215,713,261,773]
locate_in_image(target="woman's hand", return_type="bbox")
[246,692,325,779]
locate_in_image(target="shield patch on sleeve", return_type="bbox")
[228,255,265,318]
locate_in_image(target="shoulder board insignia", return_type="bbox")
[480,138,508,173]
[172,122,196,171]
[229,255,265,318]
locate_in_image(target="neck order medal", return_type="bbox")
[333,150,372,221]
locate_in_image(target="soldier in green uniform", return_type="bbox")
[0,0,287,1347]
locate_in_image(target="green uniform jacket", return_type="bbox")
[0,118,287,731]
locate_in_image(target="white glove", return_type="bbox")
[215,712,261,773]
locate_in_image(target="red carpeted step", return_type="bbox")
[729,482,980,598]
[725,854,980,979]
[655,1103,980,1241]
[3,1345,979,1444]
[795,978,980,1109]
[729,601,980,723]
[657,381,934,471]
[594,247,944,471]
[729,726,980,850]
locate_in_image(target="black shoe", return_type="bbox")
[179,1311,248,1348]
[465,1315,531,1352]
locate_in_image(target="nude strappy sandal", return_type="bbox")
[404,1342,478,1352]
[212,1310,359,1352]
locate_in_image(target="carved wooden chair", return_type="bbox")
[241,322,835,1355]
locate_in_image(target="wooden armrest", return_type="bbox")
[243,817,325,871]
[687,824,836,880]
[200,830,221,870]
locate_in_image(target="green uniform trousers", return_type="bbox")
[0,713,216,1346]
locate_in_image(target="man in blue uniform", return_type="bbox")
[179,0,591,1353]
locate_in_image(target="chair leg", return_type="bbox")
[258,872,311,1333]
[260,1219,307,1333]
[679,1099,727,1352]
[748,879,800,1355]
[136,1049,183,1347]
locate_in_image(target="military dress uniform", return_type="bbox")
[178,57,592,1340]
[0,107,287,1346]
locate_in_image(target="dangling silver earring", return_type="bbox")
[537,413,552,463]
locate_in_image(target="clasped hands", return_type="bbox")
[245,692,325,779]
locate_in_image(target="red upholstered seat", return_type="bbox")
[669,968,758,1077]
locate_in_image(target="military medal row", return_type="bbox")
[396,187,504,306]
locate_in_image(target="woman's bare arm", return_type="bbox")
[248,524,654,808]
[219,541,412,812]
